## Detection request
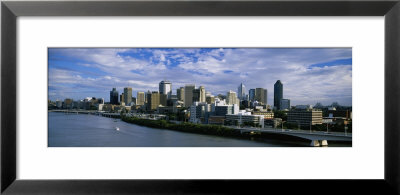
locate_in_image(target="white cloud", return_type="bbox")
[49,48,352,106]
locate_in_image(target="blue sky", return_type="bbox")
[48,48,352,106]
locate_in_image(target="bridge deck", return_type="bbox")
[237,128,352,142]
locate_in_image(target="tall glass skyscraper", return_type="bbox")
[124,87,132,105]
[249,89,255,101]
[238,83,246,100]
[274,80,283,110]
[159,80,172,98]
[110,88,119,105]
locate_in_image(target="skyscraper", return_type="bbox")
[136,92,145,106]
[184,84,195,107]
[120,93,124,103]
[227,90,237,105]
[160,94,167,106]
[238,83,246,100]
[192,88,200,103]
[159,80,172,98]
[249,89,255,101]
[199,86,206,102]
[177,87,185,101]
[274,80,283,110]
[110,88,119,105]
[255,88,265,104]
[147,91,160,111]
[124,87,132,105]
[263,89,268,105]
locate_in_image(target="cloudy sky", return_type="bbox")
[48,48,352,106]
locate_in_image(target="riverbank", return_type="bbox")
[121,115,246,138]
[121,116,304,142]
[121,116,351,147]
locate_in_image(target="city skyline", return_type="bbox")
[49,48,352,106]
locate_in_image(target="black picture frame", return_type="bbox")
[1,0,399,194]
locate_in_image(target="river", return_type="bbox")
[49,112,312,147]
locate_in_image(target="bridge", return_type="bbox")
[49,110,98,114]
[49,110,121,118]
[237,127,352,146]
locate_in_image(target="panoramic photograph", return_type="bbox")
[48,48,352,147]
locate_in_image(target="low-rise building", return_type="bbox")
[264,118,282,128]
[213,104,239,116]
[326,109,352,120]
[280,99,290,110]
[225,113,264,127]
[252,110,274,119]
[158,106,174,114]
[208,116,225,125]
[287,109,323,126]
[102,104,115,112]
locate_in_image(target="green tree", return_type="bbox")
[274,110,287,121]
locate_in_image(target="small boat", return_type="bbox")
[113,119,118,122]
[115,127,120,131]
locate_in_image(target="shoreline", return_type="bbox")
[120,115,318,146]
[121,115,245,138]
[120,115,351,147]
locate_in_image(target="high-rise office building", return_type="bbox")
[193,88,200,103]
[147,91,160,111]
[110,88,119,105]
[159,80,172,98]
[120,93,124,103]
[177,87,185,101]
[227,90,237,105]
[274,80,283,110]
[192,86,206,103]
[263,89,268,105]
[238,83,246,100]
[136,92,145,106]
[184,84,195,107]
[124,87,132,105]
[160,94,168,106]
[255,88,265,104]
[199,86,206,102]
[249,89,255,101]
